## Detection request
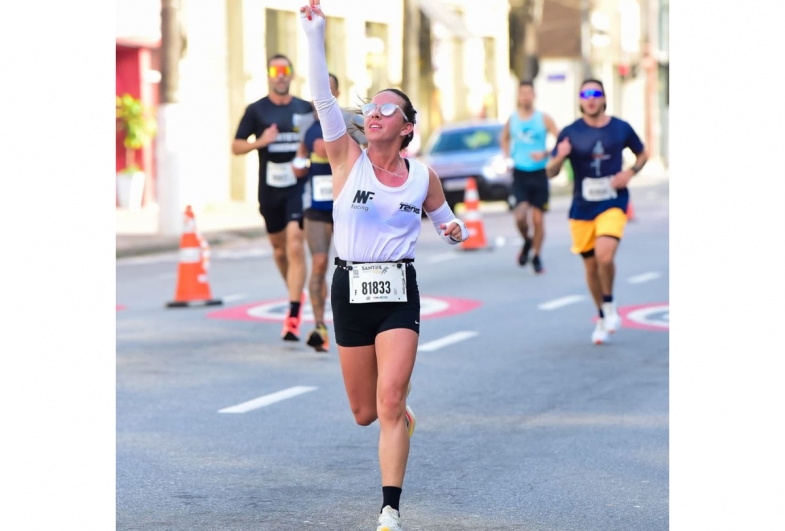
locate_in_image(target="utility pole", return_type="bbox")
[157,0,186,235]
[402,0,420,108]
[522,0,544,81]
[580,0,592,78]
[160,0,182,104]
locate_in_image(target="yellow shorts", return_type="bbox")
[569,207,628,255]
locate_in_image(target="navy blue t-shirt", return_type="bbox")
[303,121,333,212]
[552,117,644,220]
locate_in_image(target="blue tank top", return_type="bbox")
[302,121,334,212]
[510,110,548,171]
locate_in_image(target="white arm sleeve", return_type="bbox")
[302,10,346,142]
[425,201,469,245]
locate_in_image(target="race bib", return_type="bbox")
[266,162,297,188]
[582,176,618,202]
[349,263,407,304]
[312,174,333,202]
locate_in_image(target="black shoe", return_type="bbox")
[532,255,544,274]
[518,238,532,266]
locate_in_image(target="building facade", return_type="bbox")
[115,0,510,216]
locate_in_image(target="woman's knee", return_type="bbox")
[351,405,377,426]
[376,387,406,422]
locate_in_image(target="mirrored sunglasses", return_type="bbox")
[361,102,408,120]
[268,65,292,77]
[580,89,604,99]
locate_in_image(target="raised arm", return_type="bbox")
[299,1,360,198]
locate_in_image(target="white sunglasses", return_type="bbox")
[361,102,408,121]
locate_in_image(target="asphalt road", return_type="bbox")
[116,181,669,530]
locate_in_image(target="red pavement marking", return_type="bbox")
[206,295,481,323]
[592,302,669,331]
[116,305,125,311]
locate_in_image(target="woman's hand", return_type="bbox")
[440,221,464,242]
[299,0,325,31]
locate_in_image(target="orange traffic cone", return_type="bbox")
[460,177,489,251]
[166,206,223,308]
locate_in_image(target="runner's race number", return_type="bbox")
[349,263,407,303]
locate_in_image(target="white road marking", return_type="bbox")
[213,248,271,259]
[538,295,585,310]
[116,254,179,266]
[425,253,459,264]
[418,331,479,352]
[628,271,661,284]
[218,386,318,414]
[222,293,248,303]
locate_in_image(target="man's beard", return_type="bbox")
[272,84,290,96]
[582,107,602,118]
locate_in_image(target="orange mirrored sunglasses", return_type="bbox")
[268,65,292,77]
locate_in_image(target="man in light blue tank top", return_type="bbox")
[501,81,560,274]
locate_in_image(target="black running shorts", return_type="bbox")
[331,263,420,347]
[512,168,549,211]
[259,183,305,234]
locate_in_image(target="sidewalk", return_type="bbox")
[116,168,668,259]
[116,201,266,258]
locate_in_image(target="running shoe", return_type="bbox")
[282,292,306,342]
[592,320,609,345]
[517,238,533,266]
[306,323,330,352]
[281,316,301,341]
[532,255,544,274]
[602,302,621,334]
[376,506,402,531]
[404,405,416,438]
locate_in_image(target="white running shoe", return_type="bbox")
[376,505,402,531]
[405,405,416,438]
[602,302,621,334]
[592,320,609,345]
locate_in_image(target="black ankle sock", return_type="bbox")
[381,486,402,513]
[289,301,301,318]
[598,308,605,318]
[602,295,613,303]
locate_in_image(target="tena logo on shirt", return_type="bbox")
[398,202,421,215]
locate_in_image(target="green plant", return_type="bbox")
[116,93,157,173]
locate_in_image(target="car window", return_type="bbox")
[429,127,501,154]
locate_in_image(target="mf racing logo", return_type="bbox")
[352,190,375,212]
[398,202,421,215]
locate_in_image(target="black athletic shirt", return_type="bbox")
[234,96,313,198]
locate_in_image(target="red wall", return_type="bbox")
[116,44,159,206]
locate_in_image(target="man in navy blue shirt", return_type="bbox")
[546,79,648,345]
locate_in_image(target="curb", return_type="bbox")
[116,227,267,259]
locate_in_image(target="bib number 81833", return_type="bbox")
[349,263,407,304]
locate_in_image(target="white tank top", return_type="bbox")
[333,150,429,262]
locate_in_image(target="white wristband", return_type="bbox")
[426,201,469,245]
